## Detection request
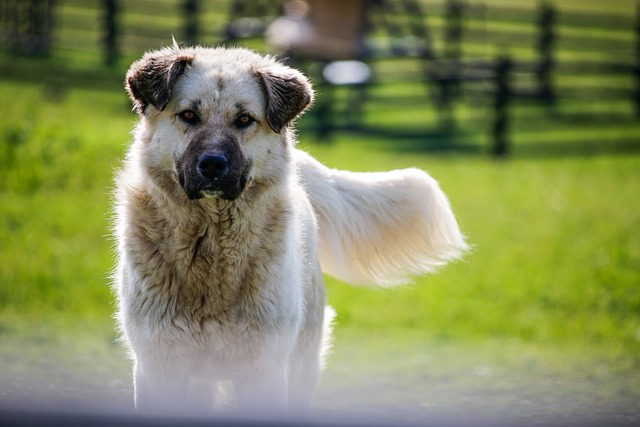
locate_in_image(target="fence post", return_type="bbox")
[437,0,464,129]
[103,0,118,66]
[536,2,556,101]
[445,0,463,60]
[315,83,335,140]
[493,56,512,157]
[1,0,55,55]
[634,1,640,118]
[183,0,199,45]
[27,0,55,55]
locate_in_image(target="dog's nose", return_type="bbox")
[197,153,228,179]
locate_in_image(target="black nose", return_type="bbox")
[197,153,228,179]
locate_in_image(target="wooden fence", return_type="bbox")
[0,0,638,155]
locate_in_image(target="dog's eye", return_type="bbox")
[235,114,255,129]
[178,110,199,125]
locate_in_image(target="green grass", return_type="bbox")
[0,82,130,334]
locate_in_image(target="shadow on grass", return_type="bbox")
[300,124,640,159]
[512,137,640,158]
[0,54,124,94]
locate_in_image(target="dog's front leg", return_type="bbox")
[134,360,188,415]
[235,368,288,417]
[133,355,215,417]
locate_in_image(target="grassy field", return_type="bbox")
[0,76,638,423]
[0,0,639,423]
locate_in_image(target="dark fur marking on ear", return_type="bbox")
[256,67,314,134]
[126,52,194,114]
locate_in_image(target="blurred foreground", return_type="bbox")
[0,329,638,425]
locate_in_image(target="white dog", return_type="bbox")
[113,44,467,418]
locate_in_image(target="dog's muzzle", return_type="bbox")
[183,151,247,201]
[176,132,251,201]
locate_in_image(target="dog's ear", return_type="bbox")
[256,66,314,134]
[126,50,193,114]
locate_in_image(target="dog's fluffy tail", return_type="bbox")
[295,149,468,286]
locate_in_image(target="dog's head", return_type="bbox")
[125,45,314,201]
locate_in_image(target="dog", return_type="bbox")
[113,44,468,418]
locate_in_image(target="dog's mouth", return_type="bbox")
[198,187,226,199]
[183,178,243,201]
[193,174,249,201]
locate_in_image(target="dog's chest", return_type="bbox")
[125,198,291,330]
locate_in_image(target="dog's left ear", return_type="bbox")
[256,66,314,134]
[126,49,194,114]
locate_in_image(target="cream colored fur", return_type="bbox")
[295,150,468,286]
[113,45,467,419]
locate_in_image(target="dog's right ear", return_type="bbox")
[126,50,193,114]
